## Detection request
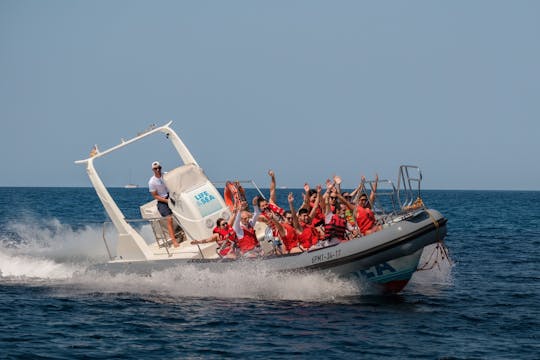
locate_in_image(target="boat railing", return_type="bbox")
[396,165,422,209]
[359,165,426,225]
[365,179,401,224]
[372,180,396,208]
[101,217,187,260]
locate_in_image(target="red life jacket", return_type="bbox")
[262,203,285,237]
[280,222,299,252]
[310,201,325,226]
[213,225,237,246]
[356,206,375,235]
[213,225,237,256]
[298,222,319,248]
[324,214,347,241]
[237,225,258,253]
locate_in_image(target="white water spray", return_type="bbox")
[0,218,366,301]
[0,219,452,301]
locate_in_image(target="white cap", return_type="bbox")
[151,161,161,169]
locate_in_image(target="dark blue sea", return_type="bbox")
[0,188,538,359]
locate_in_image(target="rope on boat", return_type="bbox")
[417,242,451,271]
[416,205,453,271]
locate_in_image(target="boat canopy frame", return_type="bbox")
[75,121,202,261]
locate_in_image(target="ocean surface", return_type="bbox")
[0,187,538,359]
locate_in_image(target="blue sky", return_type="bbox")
[1,1,539,190]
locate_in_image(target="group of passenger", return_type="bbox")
[193,170,382,259]
[148,161,382,258]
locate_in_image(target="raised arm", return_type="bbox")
[250,196,261,226]
[233,208,244,238]
[268,169,277,204]
[349,182,362,199]
[227,206,239,226]
[350,175,367,203]
[336,191,355,212]
[369,173,379,205]
[323,180,334,215]
[333,175,342,195]
[300,182,310,210]
[288,192,302,233]
[308,185,322,220]
[267,216,286,238]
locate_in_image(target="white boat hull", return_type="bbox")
[92,209,447,293]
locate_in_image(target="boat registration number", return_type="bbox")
[311,249,342,264]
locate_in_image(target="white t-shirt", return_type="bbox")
[148,176,169,198]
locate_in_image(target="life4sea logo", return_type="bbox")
[194,190,216,206]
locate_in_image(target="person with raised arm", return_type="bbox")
[191,208,239,259]
[350,174,379,205]
[325,177,339,214]
[295,186,322,250]
[301,182,325,228]
[261,192,304,255]
[279,193,303,254]
[257,170,287,250]
[233,196,263,258]
[322,180,356,245]
[355,192,382,236]
[333,174,356,226]
[350,174,381,235]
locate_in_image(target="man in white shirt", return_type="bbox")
[148,161,179,247]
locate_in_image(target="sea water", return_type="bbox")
[0,188,538,359]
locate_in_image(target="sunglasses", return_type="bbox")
[153,167,162,171]
[285,217,293,221]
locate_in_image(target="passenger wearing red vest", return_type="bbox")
[297,208,320,249]
[259,170,286,238]
[302,186,325,227]
[299,184,325,243]
[279,211,301,253]
[356,193,382,235]
[233,197,263,257]
[262,193,303,254]
[280,193,305,253]
[324,204,350,242]
[348,174,382,235]
[322,182,357,244]
[191,213,239,259]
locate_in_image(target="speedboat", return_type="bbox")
[75,122,448,293]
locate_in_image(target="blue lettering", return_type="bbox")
[358,262,396,279]
[375,262,396,276]
[359,269,375,279]
[194,191,216,206]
